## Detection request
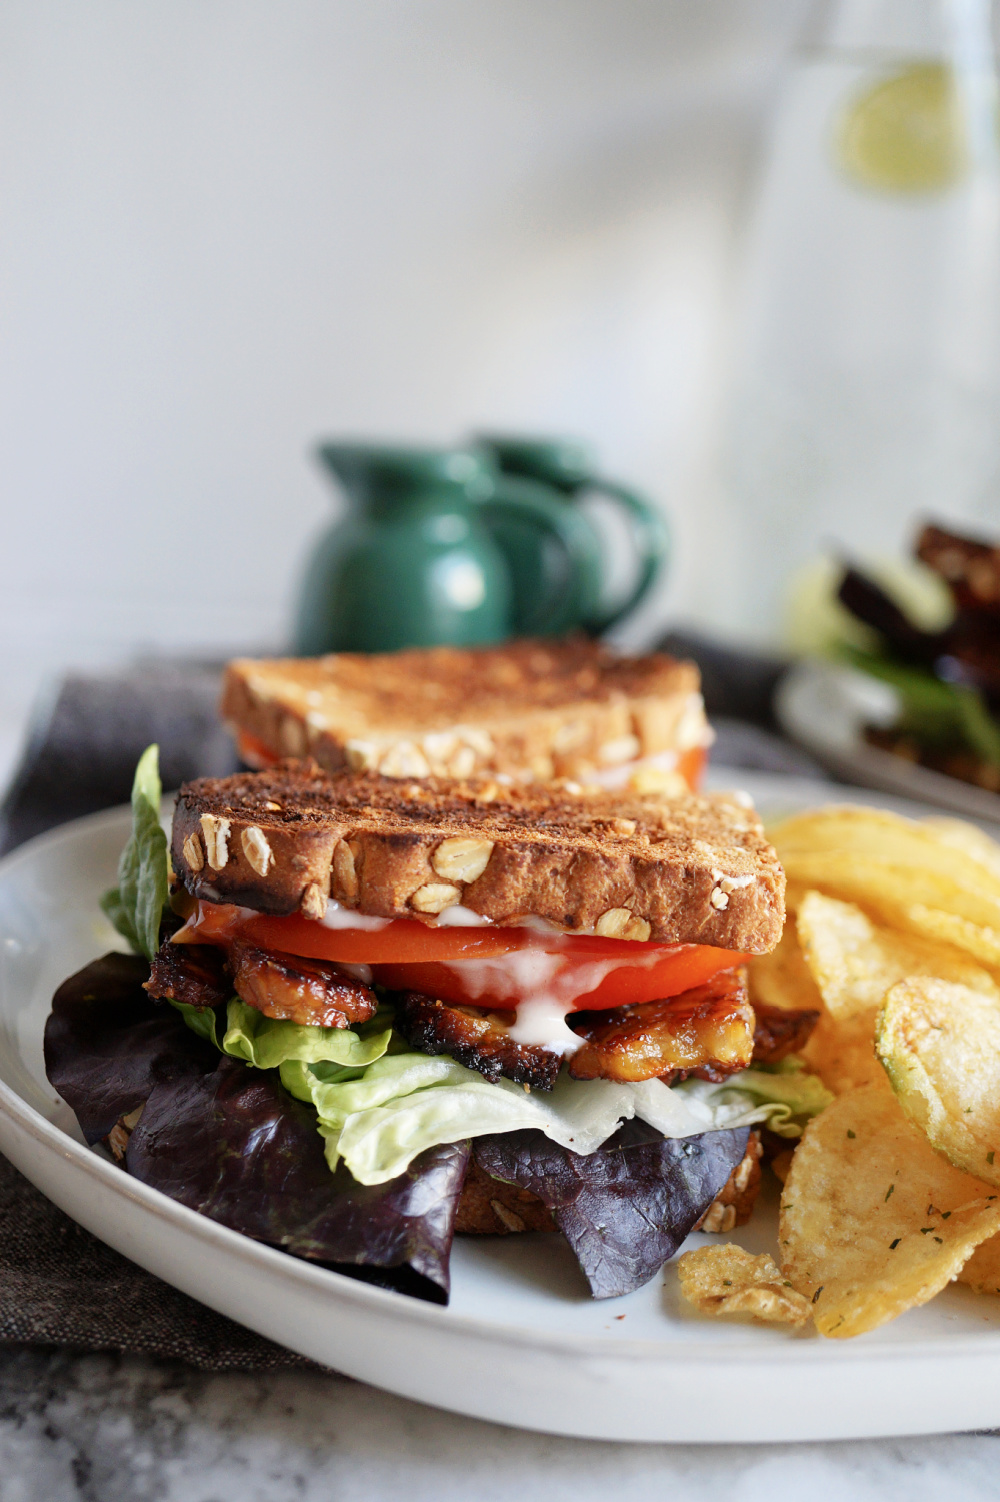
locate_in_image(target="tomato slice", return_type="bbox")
[178,901,748,1012]
[677,744,707,791]
[372,949,746,1013]
[236,731,282,768]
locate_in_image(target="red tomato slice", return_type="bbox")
[372,948,746,1013]
[677,745,707,791]
[235,731,282,768]
[178,901,748,1012]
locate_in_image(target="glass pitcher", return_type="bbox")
[720,0,1000,644]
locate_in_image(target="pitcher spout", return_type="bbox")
[316,442,490,511]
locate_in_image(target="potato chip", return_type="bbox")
[770,807,1000,938]
[676,1244,812,1327]
[902,905,1000,970]
[750,898,890,1095]
[797,891,999,1021]
[770,1149,795,1184]
[877,977,1000,1188]
[958,1233,1000,1295]
[747,926,823,1014]
[772,807,1000,892]
[779,1086,1000,1337]
[922,817,1000,881]
[800,1007,888,1096]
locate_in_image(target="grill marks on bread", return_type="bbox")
[172,762,784,952]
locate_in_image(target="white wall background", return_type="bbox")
[0,1,809,781]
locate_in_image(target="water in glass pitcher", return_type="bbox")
[719,0,1000,643]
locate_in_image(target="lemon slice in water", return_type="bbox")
[838,62,966,193]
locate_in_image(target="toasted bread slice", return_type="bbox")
[172,761,784,952]
[221,637,709,785]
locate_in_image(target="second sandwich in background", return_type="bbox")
[221,635,712,792]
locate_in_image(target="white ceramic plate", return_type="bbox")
[775,657,1000,831]
[4,772,1000,1444]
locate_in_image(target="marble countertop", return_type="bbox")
[1,1345,999,1502]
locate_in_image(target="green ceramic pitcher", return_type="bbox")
[293,443,601,655]
[473,434,669,634]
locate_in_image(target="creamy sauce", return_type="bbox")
[508,997,583,1054]
[320,899,390,932]
[434,904,493,927]
[338,962,374,985]
[178,897,706,1059]
[441,948,664,1057]
[443,938,681,1055]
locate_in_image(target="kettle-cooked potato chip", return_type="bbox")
[676,1244,812,1327]
[900,905,1000,970]
[770,808,1000,944]
[877,977,1000,1188]
[797,892,999,1022]
[779,1087,1000,1337]
[922,818,1000,881]
[748,926,823,1014]
[958,1233,1000,1296]
[800,1007,888,1096]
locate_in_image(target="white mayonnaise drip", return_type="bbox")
[337,962,374,985]
[434,904,493,927]
[320,899,390,932]
[441,946,673,1057]
[507,998,582,1055]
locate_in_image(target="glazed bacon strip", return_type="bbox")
[227,941,378,1029]
[567,969,756,1084]
[752,1001,820,1064]
[144,942,231,1009]
[395,992,562,1091]
[147,934,818,1081]
[145,937,377,1030]
[395,968,819,1091]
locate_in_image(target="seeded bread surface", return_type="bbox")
[172,762,784,952]
[222,637,708,782]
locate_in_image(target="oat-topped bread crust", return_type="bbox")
[172,761,784,952]
[221,636,708,782]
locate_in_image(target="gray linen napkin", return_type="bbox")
[0,660,239,855]
[0,1154,317,1371]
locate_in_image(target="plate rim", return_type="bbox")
[775,657,1000,828]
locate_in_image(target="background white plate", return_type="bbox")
[3,771,1000,1444]
[775,658,1000,831]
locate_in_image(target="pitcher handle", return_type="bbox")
[581,481,669,634]
[481,476,602,637]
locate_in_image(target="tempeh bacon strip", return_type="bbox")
[567,969,755,1084]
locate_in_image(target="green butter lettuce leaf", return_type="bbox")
[222,997,393,1072]
[170,1000,222,1047]
[717,1060,833,1139]
[275,1049,827,1186]
[100,744,169,961]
